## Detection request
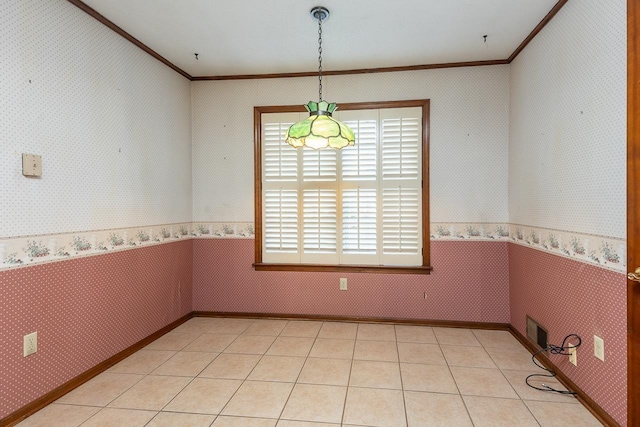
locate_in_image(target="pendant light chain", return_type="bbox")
[317,12,323,102]
[284,6,355,149]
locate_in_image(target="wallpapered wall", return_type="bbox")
[0,0,193,420]
[509,245,627,426]
[0,241,193,420]
[508,0,626,239]
[193,239,510,322]
[0,0,192,239]
[191,65,510,224]
[508,0,627,425]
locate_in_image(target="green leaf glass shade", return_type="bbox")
[285,101,355,150]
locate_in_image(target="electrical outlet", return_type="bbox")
[594,335,605,361]
[339,278,347,291]
[568,343,577,366]
[23,332,37,357]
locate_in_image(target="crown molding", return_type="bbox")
[67,0,567,81]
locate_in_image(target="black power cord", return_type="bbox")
[525,334,581,395]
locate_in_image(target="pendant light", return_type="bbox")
[285,6,355,150]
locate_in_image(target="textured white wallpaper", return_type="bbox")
[4,0,623,244]
[0,0,192,238]
[191,66,510,224]
[509,0,626,238]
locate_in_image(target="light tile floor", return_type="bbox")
[17,317,604,427]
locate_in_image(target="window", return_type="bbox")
[254,100,431,274]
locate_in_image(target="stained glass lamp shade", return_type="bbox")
[285,101,355,150]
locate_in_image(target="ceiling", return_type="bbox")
[80,0,561,78]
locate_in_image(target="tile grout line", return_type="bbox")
[394,325,410,427]
[157,324,245,425]
[59,368,146,411]
[443,329,477,427]
[213,319,286,422]
[207,321,256,425]
[339,323,359,426]
[76,330,209,427]
[274,320,323,424]
[467,329,541,426]
[144,347,202,427]
[163,318,256,425]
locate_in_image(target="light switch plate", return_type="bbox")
[22,153,42,177]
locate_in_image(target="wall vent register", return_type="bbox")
[526,315,549,351]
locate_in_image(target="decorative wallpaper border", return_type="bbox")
[0,223,189,270]
[0,222,625,272]
[0,222,255,271]
[507,223,626,272]
[430,222,626,272]
[190,222,255,238]
[429,222,511,241]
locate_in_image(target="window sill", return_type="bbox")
[252,263,432,274]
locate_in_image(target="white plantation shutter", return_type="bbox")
[261,106,422,266]
[340,118,377,181]
[264,189,299,262]
[303,149,337,181]
[338,111,380,264]
[380,108,422,265]
[264,118,298,181]
[381,116,420,179]
[301,189,338,264]
[382,187,420,254]
[301,148,339,264]
[262,113,300,263]
[341,188,378,264]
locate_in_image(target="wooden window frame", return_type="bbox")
[253,99,432,274]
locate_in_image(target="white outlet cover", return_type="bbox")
[339,278,347,290]
[23,331,37,357]
[568,343,577,366]
[594,335,605,361]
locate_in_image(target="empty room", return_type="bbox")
[1,0,636,426]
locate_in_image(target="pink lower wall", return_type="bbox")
[0,240,193,420]
[2,238,627,425]
[509,244,627,426]
[193,239,510,323]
